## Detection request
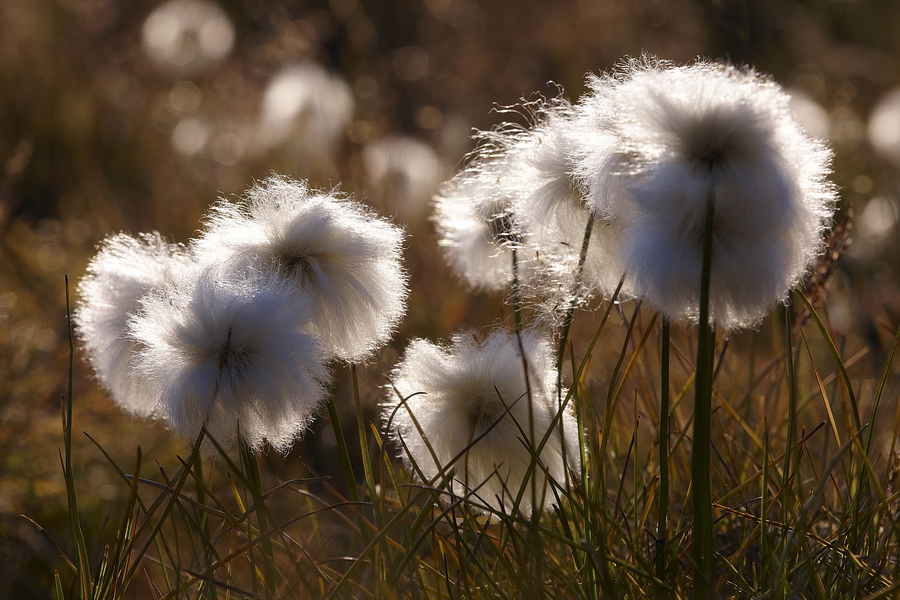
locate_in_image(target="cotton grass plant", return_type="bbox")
[384,327,580,518]
[74,232,193,417]
[192,175,409,363]
[570,55,840,596]
[43,57,900,600]
[572,56,836,329]
[127,267,330,453]
[433,98,627,327]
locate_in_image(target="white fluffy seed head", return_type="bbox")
[506,101,631,314]
[259,61,354,153]
[384,328,581,517]
[192,175,409,362]
[573,56,837,329]
[432,154,522,292]
[74,232,193,417]
[434,98,628,322]
[141,0,235,77]
[362,136,443,221]
[128,267,331,453]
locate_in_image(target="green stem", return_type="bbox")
[239,438,276,597]
[326,394,372,546]
[512,246,523,332]
[781,299,797,523]
[692,185,717,598]
[192,454,218,600]
[349,364,387,580]
[761,421,770,590]
[326,395,360,502]
[556,213,596,387]
[656,317,671,597]
[777,298,798,597]
[351,366,378,523]
[63,277,92,600]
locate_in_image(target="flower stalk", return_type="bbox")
[656,317,670,598]
[238,438,277,597]
[555,212,595,380]
[511,246,523,332]
[691,183,717,598]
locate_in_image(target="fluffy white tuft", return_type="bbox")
[259,61,354,154]
[141,0,235,77]
[74,232,193,417]
[573,56,837,329]
[384,328,581,517]
[362,136,443,221]
[128,268,331,453]
[434,99,628,323]
[192,175,408,362]
[431,154,521,292]
[505,101,630,312]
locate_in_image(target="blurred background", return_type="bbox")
[3,0,900,597]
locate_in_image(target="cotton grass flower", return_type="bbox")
[499,101,629,312]
[384,328,580,516]
[75,232,193,417]
[434,99,627,322]
[128,268,330,452]
[259,62,354,154]
[868,88,900,168]
[141,0,234,77]
[432,163,520,292]
[573,56,837,329]
[192,175,408,362]
[362,136,443,221]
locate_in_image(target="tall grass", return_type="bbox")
[43,272,900,599]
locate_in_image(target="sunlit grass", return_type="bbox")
[37,279,900,598]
